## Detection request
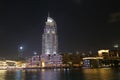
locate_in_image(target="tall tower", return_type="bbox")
[42,14,58,55]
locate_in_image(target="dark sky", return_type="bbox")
[0,0,120,58]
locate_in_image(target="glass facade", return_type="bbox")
[42,16,58,55]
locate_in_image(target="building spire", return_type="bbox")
[48,12,50,17]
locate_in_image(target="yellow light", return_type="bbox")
[41,69,45,72]
[98,50,109,56]
[42,62,45,67]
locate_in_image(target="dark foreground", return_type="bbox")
[0,68,120,80]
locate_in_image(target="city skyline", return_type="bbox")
[0,0,120,57]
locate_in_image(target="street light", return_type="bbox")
[34,52,37,55]
[18,45,24,60]
[18,45,24,52]
[20,46,23,50]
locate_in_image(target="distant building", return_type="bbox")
[98,50,109,57]
[42,14,58,55]
[82,57,103,68]
[27,55,40,67]
[40,14,62,67]
[98,49,120,67]
[98,49,120,58]
[109,50,120,57]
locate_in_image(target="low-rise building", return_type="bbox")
[82,57,103,68]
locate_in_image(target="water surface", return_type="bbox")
[0,68,120,80]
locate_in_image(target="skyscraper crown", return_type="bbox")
[46,13,56,26]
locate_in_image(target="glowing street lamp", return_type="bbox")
[20,46,23,50]
[34,52,37,55]
[18,45,24,60]
[19,46,24,53]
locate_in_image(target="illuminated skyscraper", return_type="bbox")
[40,14,62,67]
[42,14,58,55]
[27,14,62,67]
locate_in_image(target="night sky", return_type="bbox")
[0,0,120,58]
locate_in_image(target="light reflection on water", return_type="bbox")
[0,70,6,80]
[0,68,120,80]
[82,68,120,80]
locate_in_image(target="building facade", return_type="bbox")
[42,15,58,55]
[98,49,120,67]
[40,15,62,67]
[82,57,103,68]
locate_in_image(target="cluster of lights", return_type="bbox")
[47,18,53,23]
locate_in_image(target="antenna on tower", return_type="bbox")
[48,12,50,17]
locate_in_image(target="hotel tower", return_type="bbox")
[27,14,62,67]
[42,14,58,55]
